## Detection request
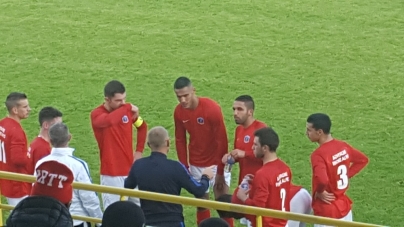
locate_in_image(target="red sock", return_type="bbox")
[223,218,234,227]
[197,209,210,224]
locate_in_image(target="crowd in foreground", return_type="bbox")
[0,76,369,227]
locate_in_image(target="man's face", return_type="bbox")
[105,93,126,110]
[174,86,195,109]
[252,136,265,159]
[14,99,31,119]
[233,101,251,125]
[306,122,321,142]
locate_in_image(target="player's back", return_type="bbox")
[311,139,355,218]
[252,159,291,227]
[29,136,51,170]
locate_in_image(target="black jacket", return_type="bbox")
[124,152,210,225]
[6,196,73,227]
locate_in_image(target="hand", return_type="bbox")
[201,165,215,180]
[221,153,230,164]
[315,190,335,204]
[236,187,250,203]
[131,104,139,118]
[244,174,255,183]
[133,151,142,162]
[230,149,246,159]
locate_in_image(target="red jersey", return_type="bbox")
[0,117,32,198]
[311,139,369,218]
[245,159,291,227]
[174,97,228,174]
[29,136,51,169]
[234,120,266,184]
[91,103,147,176]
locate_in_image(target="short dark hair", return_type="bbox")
[174,76,192,89]
[254,127,279,152]
[215,194,244,219]
[307,113,331,134]
[5,92,27,112]
[199,217,230,227]
[39,107,63,126]
[235,95,255,110]
[104,80,126,98]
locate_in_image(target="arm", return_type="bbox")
[174,108,188,167]
[133,116,147,159]
[210,105,228,175]
[10,129,29,167]
[77,164,103,221]
[311,154,329,193]
[348,147,369,178]
[177,163,209,198]
[124,164,137,189]
[245,175,269,207]
[91,104,132,128]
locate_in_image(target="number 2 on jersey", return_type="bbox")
[337,164,348,189]
[280,188,286,211]
[0,141,6,163]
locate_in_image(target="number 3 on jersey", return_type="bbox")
[337,164,348,189]
[0,141,6,163]
[280,188,286,211]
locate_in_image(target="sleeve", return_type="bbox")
[176,163,209,198]
[311,153,329,193]
[174,107,188,167]
[245,174,269,207]
[348,145,369,178]
[10,129,29,167]
[133,116,147,152]
[210,104,228,175]
[76,163,103,220]
[124,164,137,189]
[91,104,132,128]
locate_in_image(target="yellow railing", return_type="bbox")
[0,171,386,227]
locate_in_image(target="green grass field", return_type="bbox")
[1,0,403,226]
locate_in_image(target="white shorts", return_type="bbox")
[287,188,312,227]
[100,175,140,210]
[189,165,231,193]
[6,196,28,206]
[313,210,352,227]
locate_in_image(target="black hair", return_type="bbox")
[235,95,255,110]
[38,107,63,126]
[173,76,192,89]
[5,92,27,112]
[199,217,230,227]
[307,113,331,134]
[215,194,245,219]
[104,80,126,98]
[254,127,279,152]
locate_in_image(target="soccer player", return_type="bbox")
[236,127,291,227]
[90,80,148,210]
[29,106,63,167]
[306,113,369,226]
[173,76,231,225]
[0,92,31,205]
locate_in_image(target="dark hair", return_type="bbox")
[254,127,279,152]
[307,113,331,134]
[199,217,230,227]
[174,76,192,89]
[5,92,27,112]
[102,201,145,227]
[39,107,63,126]
[235,95,255,110]
[104,80,126,98]
[215,194,244,219]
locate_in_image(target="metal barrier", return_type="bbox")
[0,171,386,227]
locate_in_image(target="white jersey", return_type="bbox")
[35,147,103,226]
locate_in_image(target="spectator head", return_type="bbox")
[49,122,71,148]
[38,106,63,129]
[6,196,73,227]
[101,201,145,227]
[5,92,31,120]
[147,126,170,153]
[199,217,230,227]
[31,160,74,207]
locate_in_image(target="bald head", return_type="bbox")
[147,126,169,151]
[49,122,70,147]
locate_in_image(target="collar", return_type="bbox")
[151,151,167,158]
[51,147,75,156]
